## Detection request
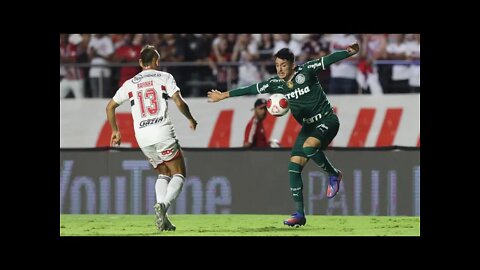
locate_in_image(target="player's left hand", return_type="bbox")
[111,131,121,146]
[207,89,224,102]
[347,42,360,55]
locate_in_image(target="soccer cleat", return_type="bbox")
[283,212,306,227]
[327,170,343,199]
[154,202,168,231]
[163,214,176,231]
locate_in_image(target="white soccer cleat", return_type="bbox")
[154,203,168,231]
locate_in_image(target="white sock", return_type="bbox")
[163,174,185,209]
[155,175,170,203]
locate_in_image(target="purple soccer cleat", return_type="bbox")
[327,170,343,199]
[283,212,307,227]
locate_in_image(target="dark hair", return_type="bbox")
[140,45,159,65]
[274,48,295,63]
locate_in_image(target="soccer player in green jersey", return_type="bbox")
[207,42,360,227]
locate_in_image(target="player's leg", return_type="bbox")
[153,164,176,231]
[154,163,171,205]
[302,114,342,199]
[159,139,186,212]
[284,129,308,227]
[140,144,172,231]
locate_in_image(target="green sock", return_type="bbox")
[303,147,339,176]
[288,162,305,215]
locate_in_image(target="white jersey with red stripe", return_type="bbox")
[113,69,180,148]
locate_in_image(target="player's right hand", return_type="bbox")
[207,89,224,102]
[111,131,121,146]
[189,118,198,131]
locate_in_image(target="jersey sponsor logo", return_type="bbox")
[307,62,322,70]
[161,149,173,155]
[315,123,329,132]
[259,83,269,93]
[143,73,162,78]
[285,86,310,100]
[303,113,322,124]
[316,123,329,130]
[132,73,162,84]
[269,78,283,83]
[295,74,305,84]
[132,74,143,84]
[139,116,164,128]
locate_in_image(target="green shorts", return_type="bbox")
[291,113,340,158]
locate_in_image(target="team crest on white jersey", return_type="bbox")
[295,74,305,84]
[132,74,143,83]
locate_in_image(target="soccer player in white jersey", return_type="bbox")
[106,45,197,231]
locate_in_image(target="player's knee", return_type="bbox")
[290,156,307,165]
[288,162,304,174]
[303,146,319,158]
[303,137,321,148]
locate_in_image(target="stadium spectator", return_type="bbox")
[184,34,211,97]
[60,34,86,98]
[208,36,232,90]
[244,98,270,148]
[357,34,386,95]
[273,34,302,57]
[211,34,228,63]
[232,34,261,87]
[114,34,142,87]
[60,34,67,81]
[258,34,276,77]
[386,34,410,93]
[405,34,420,93]
[88,34,114,98]
[328,34,359,94]
[158,34,187,95]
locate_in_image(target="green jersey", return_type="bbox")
[230,50,352,125]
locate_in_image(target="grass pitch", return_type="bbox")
[60,214,419,236]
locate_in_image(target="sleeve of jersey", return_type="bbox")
[229,80,270,97]
[112,84,128,105]
[166,74,180,97]
[322,50,352,67]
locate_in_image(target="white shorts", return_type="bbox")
[140,138,182,168]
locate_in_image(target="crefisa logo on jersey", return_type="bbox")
[139,116,163,128]
[285,86,311,100]
[295,74,305,84]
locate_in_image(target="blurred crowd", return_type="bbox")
[60,33,420,99]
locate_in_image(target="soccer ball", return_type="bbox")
[267,93,290,117]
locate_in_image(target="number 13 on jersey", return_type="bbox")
[137,88,159,118]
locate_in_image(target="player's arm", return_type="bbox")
[305,42,360,73]
[323,42,359,66]
[172,91,197,131]
[106,99,121,146]
[207,80,270,102]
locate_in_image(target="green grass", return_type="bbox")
[60,214,420,236]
